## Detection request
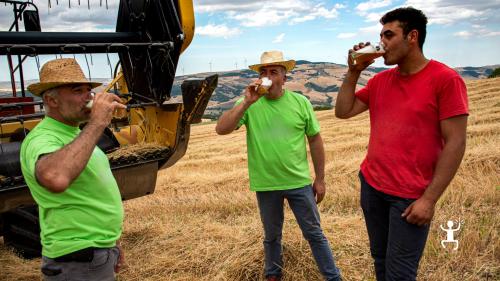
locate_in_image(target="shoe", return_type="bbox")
[266,276,281,281]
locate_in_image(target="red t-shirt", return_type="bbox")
[355,60,468,199]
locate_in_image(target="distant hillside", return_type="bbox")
[171,61,381,118]
[455,65,499,79]
[1,63,497,119]
[171,62,499,119]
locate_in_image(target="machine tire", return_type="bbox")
[3,205,41,259]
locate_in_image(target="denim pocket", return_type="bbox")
[41,257,66,281]
[89,249,110,270]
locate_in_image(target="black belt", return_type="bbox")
[54,247,95,262]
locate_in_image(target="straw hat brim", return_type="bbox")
[249,60,296,73]
[28,81,102,96]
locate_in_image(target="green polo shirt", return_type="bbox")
[20,117,123,258]
[236,89,320,191]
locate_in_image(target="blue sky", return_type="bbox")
[1,0,499,82]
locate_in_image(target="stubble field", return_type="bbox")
[1,77,499,280]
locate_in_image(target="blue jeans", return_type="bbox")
[359,172,430,281]
[256,185,342,281]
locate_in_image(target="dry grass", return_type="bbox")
[1,77,499,281]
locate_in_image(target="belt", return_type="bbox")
[54,247,95,262]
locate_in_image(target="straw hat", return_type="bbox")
[249,50,296,73]
[28,58,102,96]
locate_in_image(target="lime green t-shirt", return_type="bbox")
[236,89,320,191]
[20,117,124,258]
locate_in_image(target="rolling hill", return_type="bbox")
[171,62,499,118]
[2,63,498,119]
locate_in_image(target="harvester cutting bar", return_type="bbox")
[0,113,45,123]
[0,98,156,111]
[0,32,174,55]
[0,102,43,110]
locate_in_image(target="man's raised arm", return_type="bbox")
[36,92,125,193]
[335,43,372,119]
[216,81,262,135]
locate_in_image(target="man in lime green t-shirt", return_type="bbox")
[216,51,342,281]
[20,58,126,281]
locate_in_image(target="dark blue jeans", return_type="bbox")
[256,185,342,281]
[359,172,430,281]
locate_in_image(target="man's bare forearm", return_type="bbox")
[421,116,467,204]
[215,101,250,135]
[308,134,325,181]
[36,122,106,192]
[336,70,361,118]
[421,138,466,204]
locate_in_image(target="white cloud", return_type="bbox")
[312,5,340,19]
[356,0,393,13]
[404,0,498,25]
[230,9,296,27]
[194,0,259,13]
[291,6,339,24]
[293,15,316,23]
[0,1,119,32]
[359,24,383,35]
[195,0,341,27]
[355,0,500,26]
[337,32,357,39]
[335,25,382,42]
[481,31,500,37]
[273,33,285,43]
[365,12,384,22]
[354,1,391,23]
[464,26,500,38]
[452,23,500,39]
[474,26,500,37]
[196,24,241,38]
[454,31,472,38]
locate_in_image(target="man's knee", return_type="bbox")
[263,232,283,243]
[385,255,419,281]
[301,226,327,242]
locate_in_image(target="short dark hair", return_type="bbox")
[380,7,428,50]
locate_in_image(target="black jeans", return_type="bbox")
[359,172,430,281]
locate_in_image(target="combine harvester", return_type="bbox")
[0,0,217,258]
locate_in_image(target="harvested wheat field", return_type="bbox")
[1,77,499,281]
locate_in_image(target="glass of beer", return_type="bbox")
[350,42,385,65]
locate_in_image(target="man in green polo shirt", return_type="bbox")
[20,58,126,281]
[215,51,342,281]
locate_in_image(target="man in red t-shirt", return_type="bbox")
[336,7,468,281]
